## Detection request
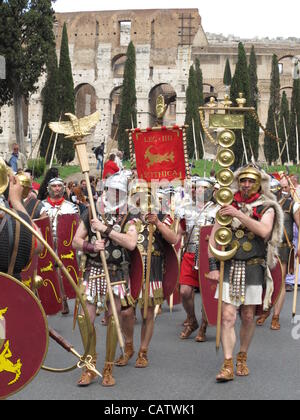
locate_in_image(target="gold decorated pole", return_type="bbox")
[49,111,125,355]
[200,95,252,352]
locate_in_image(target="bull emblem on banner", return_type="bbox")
[0,308,22,386]
[145,146,175,168]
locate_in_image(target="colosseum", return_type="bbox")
[1,8,299,161]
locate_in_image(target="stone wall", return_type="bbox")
[0,8,299,164]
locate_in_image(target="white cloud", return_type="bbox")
[53,0,300,39]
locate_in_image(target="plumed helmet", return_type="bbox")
[105,170,131,193]
[270,177,281,194]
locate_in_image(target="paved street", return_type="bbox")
[9,292,300,400]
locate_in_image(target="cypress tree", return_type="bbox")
[264,54,280,165]
[0,0,56,153]
[195,58,204,106]
[289,72,300,164]
[223,58,232,87]
[230,42,251,168]
[56,22,75,165]
[118,41,137,159]
[248,46,260,161]
[278,91,290,164]
[185,65,203,159]
[40,44,60,161]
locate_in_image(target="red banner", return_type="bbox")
[132,126,187,182]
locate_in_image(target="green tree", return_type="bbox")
[289,69,300,164]
[0,0,56,153]
[40,44,60,162]
[56,22,75,165]
[264,54,281,165]
[230,42,250,168]
[185,65,203,159]
[223,58,232,87]
[248,46,260,161]
[278,91,290,164]
[195,58,204,106]
[118,41,137,159]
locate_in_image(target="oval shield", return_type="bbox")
[198,225,218,326]
[129,248,144,300]
[163,242,180,300]
[0,273,48,400]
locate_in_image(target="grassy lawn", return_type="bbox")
[35,165,81,183]
[34,161,300,182]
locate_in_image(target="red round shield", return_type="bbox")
[129,248,144,300]
[0,273,48,400]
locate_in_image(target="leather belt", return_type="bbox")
[246,258,265,266]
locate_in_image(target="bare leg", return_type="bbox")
[120,306,135,344]
[221,303,237,359]
[273,263,287,317]
[239,305,256,353]
[180,285,196,320]
[216,303,236,382]
[140,306,155,349]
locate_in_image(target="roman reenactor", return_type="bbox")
[72,170,138,387]
[41,177,79,314]
[256,176,300,330]
[177,177,220,342]
[207,164,283,382]
[114,180,180,370]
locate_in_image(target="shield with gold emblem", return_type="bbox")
[198,225,218,326]
[20,253,38,292]
[35,217,63,315]
[0,273,48,400]
[56,214,80,300]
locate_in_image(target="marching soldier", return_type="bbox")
[178,177,220,342]
[41,177,79,314]
[257,176,300,330]
[73,171,138,387]
[115,182,180,370]
[207,165,283,382]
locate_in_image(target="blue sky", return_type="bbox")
[53,0,300,39]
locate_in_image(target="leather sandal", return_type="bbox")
[256,309,271,326]
[216,359,234,383]
[195,320,208,343]
[115,342,134,367]
[102,362,116,387]
[180,319,199,339]
[271,315,280,330]
[135,348,148,368]
[236,352,249,377]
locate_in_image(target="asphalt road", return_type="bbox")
[9,292,300,401]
